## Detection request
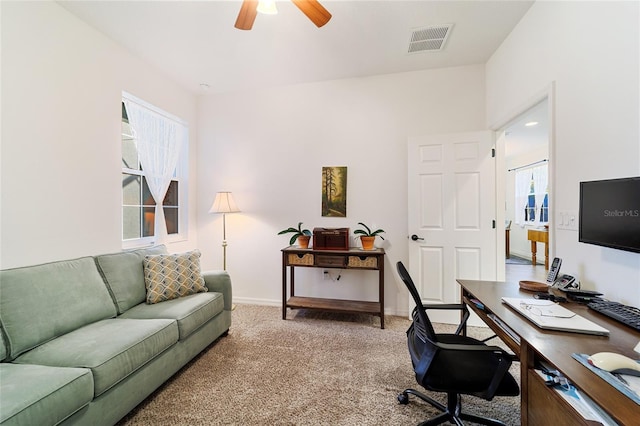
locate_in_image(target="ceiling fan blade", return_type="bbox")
[291,0,332,28]
[235,0,259,30]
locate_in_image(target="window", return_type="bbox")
[121,95,187,247]
[515,163,548,226]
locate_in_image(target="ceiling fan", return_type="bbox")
[235,0,332,30]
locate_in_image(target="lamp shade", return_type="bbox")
[209,192,241,214]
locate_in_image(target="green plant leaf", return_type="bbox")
[278,227,299,235]
[289,235,298,245]
[278,222,310,240]
[357,222,372,234]
[354,222,385,239]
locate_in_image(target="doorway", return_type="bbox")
[497,94,553,282]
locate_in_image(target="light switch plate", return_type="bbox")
[557,210,579,231]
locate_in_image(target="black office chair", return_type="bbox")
[396,261,519,426]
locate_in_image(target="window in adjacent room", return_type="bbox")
[121,94,188,247]
[515,163,548,226]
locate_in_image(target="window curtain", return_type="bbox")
[124,100,183,243]
[532,164,548,225]
[514,169,531,226]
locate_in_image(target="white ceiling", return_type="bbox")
[504,99,549,159]
[58,0,535,95]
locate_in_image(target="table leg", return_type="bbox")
[544,242,549,270]
[506,229,510,259]
[530,240,537,266]
[282,254,287,320]
[379,259,385,329]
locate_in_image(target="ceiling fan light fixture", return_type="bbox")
[257,0,278,15]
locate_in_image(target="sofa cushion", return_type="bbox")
[95,245,168,314]
[0,363,93,426]
[143,250,207,304]
[0,257,117,360]
[0,329,7,361]
[14,318,178,397]
[120,292,224,340]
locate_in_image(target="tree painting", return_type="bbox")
[322,166,347,217]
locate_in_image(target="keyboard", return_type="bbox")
[587,300,640,332]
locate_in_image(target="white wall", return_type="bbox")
[487,1,640,306]
[0,2,199,268]
[197,66,486,315]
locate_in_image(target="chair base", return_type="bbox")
[398,388,507,426]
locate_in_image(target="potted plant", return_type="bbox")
[354,222,385,250]
[278,222,312,248]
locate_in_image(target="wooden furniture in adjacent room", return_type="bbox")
[527,228,549,269]
[281,246,385,328]
[458,278,639,425]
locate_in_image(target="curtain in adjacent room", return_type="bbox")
[515,169,532,226]
[531,164,548,225]
[124,99,184,243]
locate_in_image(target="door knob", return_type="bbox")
[410,234,424,241]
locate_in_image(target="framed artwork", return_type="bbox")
[322,166,347,217]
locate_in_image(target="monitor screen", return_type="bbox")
[579,177,640,253]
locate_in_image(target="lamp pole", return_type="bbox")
[221,212,228,270]
[209,192,240,271]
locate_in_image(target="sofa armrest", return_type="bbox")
[202,270,232,311]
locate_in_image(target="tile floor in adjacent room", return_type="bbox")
[505,261,548,283]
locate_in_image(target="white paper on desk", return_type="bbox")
[621,374,640,396]
[534,370,616,425]
[502,297,610,336]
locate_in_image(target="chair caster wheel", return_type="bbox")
[398,392,409,404]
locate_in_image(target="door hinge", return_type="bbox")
[491,148,496,158]
[492,220,496,229]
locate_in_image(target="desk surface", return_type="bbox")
[458,279,640,425]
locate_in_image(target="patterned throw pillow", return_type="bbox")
[143,250,208,304]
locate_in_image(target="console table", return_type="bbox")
[527,228,549,269]
[458,279,639,425]
[281,246,385,328]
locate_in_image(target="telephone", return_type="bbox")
[557,274,578,290]
[546,257,562,284]
[546,257,579,290]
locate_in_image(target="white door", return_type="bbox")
[407,131,496,324]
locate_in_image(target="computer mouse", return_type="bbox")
[588,352,640,376]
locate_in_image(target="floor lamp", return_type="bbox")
[209,192,240,271]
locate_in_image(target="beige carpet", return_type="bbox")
[117,305,521,425]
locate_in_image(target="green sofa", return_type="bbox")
[0,246,232,426]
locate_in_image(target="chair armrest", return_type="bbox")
[422,303,470,335]
[422,303,467,311]
[202,270,233,311]
[437,342,508,354]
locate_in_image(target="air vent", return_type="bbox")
[408,24,453,53]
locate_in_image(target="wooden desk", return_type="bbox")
[282,246,385,328]
[527,228,549,269]
[458,279,640,425]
